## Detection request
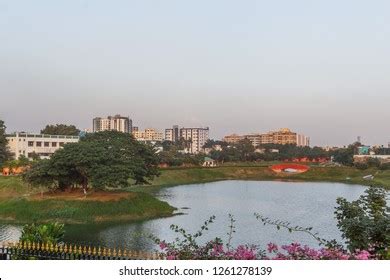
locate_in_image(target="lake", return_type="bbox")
[0,180,366,251]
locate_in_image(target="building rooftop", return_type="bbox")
[6,133,79,139]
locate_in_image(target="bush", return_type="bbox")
[379,162,390,170]
[354,162,369,170]
[367,158,381,168]
[19,222,65,245]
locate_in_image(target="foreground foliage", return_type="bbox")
[154,186,389,260]
[20,222,65,245]
[335,186,390,256]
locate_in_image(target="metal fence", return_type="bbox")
[0,242,164,260]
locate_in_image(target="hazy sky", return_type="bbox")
[1,0,389,146]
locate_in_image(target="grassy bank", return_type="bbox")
[0,176,175,224]
[140,165,390,191]
[1,164,389,224]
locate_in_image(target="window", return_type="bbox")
[36,142,42,147]
[59,142,64,147]
[52,142,57,147]
[28,141,34,147]
[44,142,50,147]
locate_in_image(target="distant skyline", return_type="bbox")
[1,0,390,146]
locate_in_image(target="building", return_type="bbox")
[222,134,244,144]
[132,128,164,142]
[93,115,132,133]
[223,128,310,147]
[6,132,79,159]
[296,133,311,147]
[179,127,209,154]
[165,126,210,154]
[165,125,180,142]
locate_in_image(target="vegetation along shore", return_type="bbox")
[1,164,389,224]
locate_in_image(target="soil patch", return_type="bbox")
[29,190,135,202]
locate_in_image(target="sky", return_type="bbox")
[0,0,389,146]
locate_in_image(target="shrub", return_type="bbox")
[354,162,368,170]
[19,222,65,245]
[379,162,390,170]
[367,158,381,168]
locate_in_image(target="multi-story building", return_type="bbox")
[93,115,132,133]
[179,127,210,154]
[165,126,210,154]
[165,125,180,142]
[223,128,310,147]
[133,128,164,142]
[222,134,244,144]
[6,132,79,159]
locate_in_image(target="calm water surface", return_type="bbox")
[0,181,366,250]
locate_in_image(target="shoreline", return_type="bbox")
[1,165,389,225]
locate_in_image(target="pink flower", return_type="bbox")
[267,243,278,253]
[159,242,167,250]
[355,250,371,260]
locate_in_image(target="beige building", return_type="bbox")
[6,132,79,159]
[93,115,132,133]
[133,128,164,142]
[222,134,244,144]
[223,128,310,147]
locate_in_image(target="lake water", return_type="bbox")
[0,181,366,250]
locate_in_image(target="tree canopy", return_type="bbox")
[335,186,390,256]
[0,119,11,167]
[23,131,160,192]
[40,124,80,136]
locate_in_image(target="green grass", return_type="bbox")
[1,164,389,224]
[0,191,175,224]
[0,176,34,197]
[134,165,390,192]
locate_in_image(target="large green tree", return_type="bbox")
[335,186,390,257]
[23,131,160,192]
[0,119,11,166]
[40,124,80,136]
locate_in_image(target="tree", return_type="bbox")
[23,131,160,192]
[40,124,80,136]
[332,145,355,166]
[335,186,390,258]
[0,119,11,167]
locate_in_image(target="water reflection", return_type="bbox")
[1,181,366,250]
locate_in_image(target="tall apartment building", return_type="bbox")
[223,128,310,147]
[133,128,164,142]
[164,125,180,142]
[179,127,210,154]
[6,132,79,159]
[93,115,132,133]
[165,126,210,154]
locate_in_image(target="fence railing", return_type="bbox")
[0,242,164,260]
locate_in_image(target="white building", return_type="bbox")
[296,134,310,147]
[93,115,132,133]
[180,127,210,154]
[6,133,79,160]
[164,125,180,142]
